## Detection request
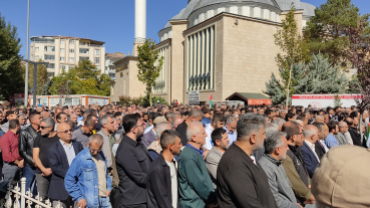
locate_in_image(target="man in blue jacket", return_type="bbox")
[301,125,320,178]
[65,134,112,208]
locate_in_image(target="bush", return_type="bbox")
[118,95,169,107]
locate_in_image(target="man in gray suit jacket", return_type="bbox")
[335,121,350,145]
[205,128,230,187]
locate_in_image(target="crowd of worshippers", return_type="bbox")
[0,103,369,208]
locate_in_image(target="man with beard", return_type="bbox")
[33,118,59,202]
[205,128,230,188]
[259,131,301,208]
[217,113,278,208]
[115,114,152,207]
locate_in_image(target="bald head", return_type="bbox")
[338,121,348,134]
[186,122,206,146]
[345,117,353,127]
[41,111,50,119]
[315,115,325,123]
[57,123,72,142]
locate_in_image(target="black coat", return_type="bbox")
[217,144,278,208]
[19,125,40,167]
[115,135,152,205]
[176,121,188,146]
[315,141,326,160]
[47,140,83,200]
[147,155,179,208]
[348,127,362,146]
[287,145,310,188]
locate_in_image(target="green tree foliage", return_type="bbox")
[274,6,309,106]
[346,75,360,93]
[21,61,48,95]
[304,0,370,67]
[137,38,164,105]
[0,13,24,99]
[334,94,343,107]
[265,54,348,105]
[49,60,112,96]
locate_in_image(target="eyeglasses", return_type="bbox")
[90,148,102,153]
[59,129,72,134]
[40,126,49,129]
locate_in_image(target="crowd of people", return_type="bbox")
[0,103,369,208]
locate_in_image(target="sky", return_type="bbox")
[0,0,369,58]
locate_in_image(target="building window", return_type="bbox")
[47,63,55,69]
[44,55,55,60]
[79,57,89,61]
[94,49,100,56]
[60,57,65,61]
[48,72,55,77]
[60,39,65,45]
[95,57,100,64]
[69,40,74,45]
[35,55,39,61]
[69,49,74,53]
[250,7,254,17]
[44,46,55,52]
[61,65,67,71]
[79,49,89,54]
[60,48,65,54]
[31,46,33,52]
[69,57,74,62]
[35,47,39,52]
[186,25,215,91]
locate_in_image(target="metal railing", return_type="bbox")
[79,44,104,48]
[31,41,55,44]
[0,178,64,208]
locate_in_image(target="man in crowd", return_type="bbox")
[142,116,167,148]
[176,109,203,145]
[1,111,17,133]
[335,121,350,145]
[324,121,339,149]
[300,125,320,178]
[55,112,68,131]
[147,130,182,208]
[178,122,216,208]
[18,113,27,130]
[281,121,315,205]
[75,108,83,123]
[205,128,229,187]
[224,115,237,145]
[147,122,172,160]
[33,118,59,201]
[97,114,116,172]
[217,113,278,207]
[204,113,225,151]
[48,123,83,208]
[65,134,112,208]
[312,122,329,159]
[72,114,96,148]
[346,116,362,146]
[19,111,42,193]
[201,108,212,127]
[0,119,23,182]
[115,114,151,207]
[259,131,301,208]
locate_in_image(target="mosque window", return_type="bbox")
[238,7,242,15]
[186,25,215,91]
[261,10,264,19]
[250,7,254,17]
[153,46,169,94]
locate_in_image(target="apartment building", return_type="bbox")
[30,36,105,77]
[105,52,125,79]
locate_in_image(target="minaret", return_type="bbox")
[133,0,146,56]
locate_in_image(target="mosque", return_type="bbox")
[111,0,316,105]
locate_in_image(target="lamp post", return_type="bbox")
[24,60,49,108]
[24,0,30,106]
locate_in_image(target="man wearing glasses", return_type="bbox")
[48,123,83,208]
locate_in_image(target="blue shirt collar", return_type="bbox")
[186,143,203,156]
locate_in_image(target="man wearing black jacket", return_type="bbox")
[19,111,42,194]
[147,130,182,208]
[116,114,152,208]
[346,116,362,146]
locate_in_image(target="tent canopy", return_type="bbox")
[225,92,272,106]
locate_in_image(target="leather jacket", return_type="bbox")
[18,125,39,167]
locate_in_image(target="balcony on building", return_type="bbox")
[79,48,89,55]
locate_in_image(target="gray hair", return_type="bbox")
[272,118,286,127]
[100,114,114,125]
[189,109,203,118]
[237,113,266,140]
[18,113,26,118]
[303,127,317,139]
[225,114,237,124]
[315,115,325,120]
[295,120,304,127]
[186,122,203,142]
[41,118,55,128]
[338,121,347,128]
[155,122,172,138]
[265,123,279,138]
[89,134,103,145]
[264,131,287,154]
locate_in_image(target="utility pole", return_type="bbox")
[24,0,30,106]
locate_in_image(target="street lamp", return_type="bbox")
[24,60,49,108]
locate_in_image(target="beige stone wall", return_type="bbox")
[128,60,147,98]
[220,15,282,100]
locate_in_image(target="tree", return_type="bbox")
[343,16,370,142]
[137,38,164,106]
[346,75,361,93]
[304,0,370,67]
[333,94,343,107]
[0,13,24,99]
[49,60,113,96]
[21,61,48,95]
[274,6,309,107]
[265,53,348,105]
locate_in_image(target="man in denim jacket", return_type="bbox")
[65,134,112,208]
